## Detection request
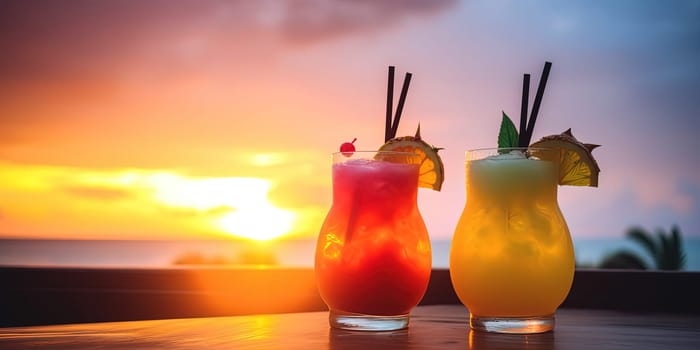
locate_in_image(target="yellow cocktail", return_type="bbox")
[450,148,575,333]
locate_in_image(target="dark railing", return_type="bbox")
[1,267,699,327]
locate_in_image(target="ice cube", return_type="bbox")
[488,150,527,160]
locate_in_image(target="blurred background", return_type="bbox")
[1,0,698,269]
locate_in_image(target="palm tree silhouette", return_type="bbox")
[599,225,686,270]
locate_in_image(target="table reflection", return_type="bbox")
[328,328,411,350]
[468,329,555,350]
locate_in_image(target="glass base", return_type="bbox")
[470,314,554,334]
[329,310,409,331]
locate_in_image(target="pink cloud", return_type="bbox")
[280,0,457,45]
[0,0,456,82]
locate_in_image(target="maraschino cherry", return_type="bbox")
[340,138,357,157]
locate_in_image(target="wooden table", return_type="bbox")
[1,305,699,349]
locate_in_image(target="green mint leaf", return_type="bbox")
[498,111,519,151]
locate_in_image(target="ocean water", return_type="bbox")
[1,238,699,270]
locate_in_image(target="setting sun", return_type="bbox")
[0,162,304,241]
[219,207,294,241]
[148,174,297,241]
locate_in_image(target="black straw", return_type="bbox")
[385,66,395,142]
[391,72,412,138]
[525,61,552,145]
[519,74,530,147]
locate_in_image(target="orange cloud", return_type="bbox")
[62,185,133,201]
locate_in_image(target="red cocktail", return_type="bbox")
[315,151,431,331]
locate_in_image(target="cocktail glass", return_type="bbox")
[450,148,575,334]
[315,151,432,331]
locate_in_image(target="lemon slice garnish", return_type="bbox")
[378,126,445,191]
[530,129,601,187]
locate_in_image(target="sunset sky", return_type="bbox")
[1,0,699,241]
